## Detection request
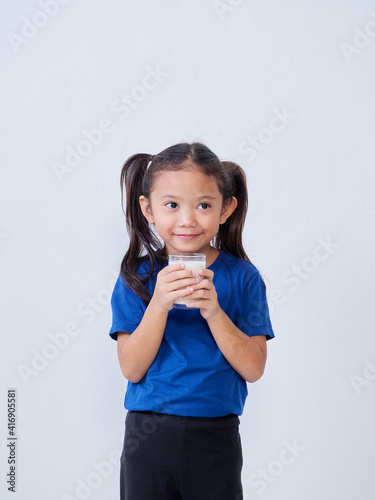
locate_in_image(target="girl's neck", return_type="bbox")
[205,247,220,267]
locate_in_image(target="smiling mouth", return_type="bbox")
[175,234,200,240]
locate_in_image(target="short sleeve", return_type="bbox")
[109,274,146,340]
[237,269,275,341]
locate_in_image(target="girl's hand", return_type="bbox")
[151,264,200,312]
[185,269,221,320]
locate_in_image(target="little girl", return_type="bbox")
[109,142,275,500]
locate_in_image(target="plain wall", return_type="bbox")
[1,1,375,499]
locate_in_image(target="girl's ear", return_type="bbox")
[139,195,155,224]
[220,197,238,224]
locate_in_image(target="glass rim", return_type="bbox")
[168,253,206,260]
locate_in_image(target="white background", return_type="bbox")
[1,1,375,499]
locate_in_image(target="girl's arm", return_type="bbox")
[116,300,168,383]
[186,268,267,383]
[117,264,199,383]
[205,310,267,383]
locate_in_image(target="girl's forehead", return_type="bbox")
[152,168,220,192]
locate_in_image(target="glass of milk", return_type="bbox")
[168,253,206,309]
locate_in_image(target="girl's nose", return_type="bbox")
[178,209,197,227]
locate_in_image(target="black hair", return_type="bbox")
[120,142,251,303]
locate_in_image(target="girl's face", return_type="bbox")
[139,167,237,265]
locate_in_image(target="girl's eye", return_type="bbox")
[198,203,210,209]
[165,202,178,209]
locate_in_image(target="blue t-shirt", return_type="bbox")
[109,250,275,417]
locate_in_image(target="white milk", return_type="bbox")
[174,261,205,306]
[168,254,206,308]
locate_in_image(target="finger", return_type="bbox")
[190,278,213,291]
[178,286,195,298]
[197,268,214,280]
[168,277,201,291]
[157,264,182,279]
[159,266,196,281]
[159,263,185,276]
[170,286,196,303]
[185,298,207,308]
[167,271,199,285]
[185,288,215,304]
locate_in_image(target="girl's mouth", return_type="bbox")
[175,234,200,240]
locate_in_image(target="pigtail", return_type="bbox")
[216,161,250,262]
[120,153,164,303]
